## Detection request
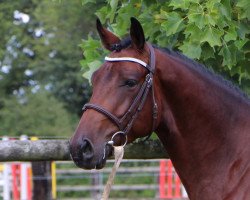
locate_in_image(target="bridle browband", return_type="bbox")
[82,43,158,146]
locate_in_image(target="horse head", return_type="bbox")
[69,18,160,169]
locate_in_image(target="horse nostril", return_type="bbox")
[80,139,94,160]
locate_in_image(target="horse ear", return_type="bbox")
[96,18,121,51]
[130,17,145,50]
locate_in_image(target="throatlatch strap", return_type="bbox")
[101,146,124,200]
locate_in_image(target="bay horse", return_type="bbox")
[70,18,250,199]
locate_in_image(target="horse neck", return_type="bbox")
[154,49,250,199]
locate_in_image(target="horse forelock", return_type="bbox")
[111,37,132,52]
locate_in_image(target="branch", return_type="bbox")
[0,139,168,162]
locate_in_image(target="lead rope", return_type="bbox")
[101,146,124,200]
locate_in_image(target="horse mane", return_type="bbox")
[113,37,249,100]
[156,46,249,100]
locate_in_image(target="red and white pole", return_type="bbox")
[20,135,32,200]
[3,136,11,200]
[159,160,167,198]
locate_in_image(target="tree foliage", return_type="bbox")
[0,89,75,136]
[80,0,250,94]
[29,0,94,115]
[0,0,97,136]
[0,0,94,116]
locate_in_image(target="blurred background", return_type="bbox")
[0,0,249,199]
[0,0,99,137]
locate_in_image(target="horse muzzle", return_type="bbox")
[69,138,113,170]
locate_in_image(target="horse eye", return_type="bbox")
[124,79,138,88]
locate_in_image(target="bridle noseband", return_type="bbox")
[82,43,157,146]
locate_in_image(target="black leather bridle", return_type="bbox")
[82,43,158,146]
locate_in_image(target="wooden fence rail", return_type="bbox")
[0,139,168,162]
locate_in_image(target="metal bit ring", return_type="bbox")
[107,131,127,147]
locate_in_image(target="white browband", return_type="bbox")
[105,56,148,68]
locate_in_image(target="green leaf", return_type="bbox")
[95,6,111,22]
[110,1,139,36]
[234,39,248,50]
[154,9,168,23]
[80,36,100,50]
[205,0,221,10]
[110,0,118,9]
[241,40,250,53]
[229,65,244,83]
[219,45,232,69]
[189,0,200,3]
[201,27,223,47]
[189,13,207,29]
[237,22,250,39]
[188,4,206,29]
[109,0,119,22]
[237,0,250,20]
[184,24,203,41]
[83,60,102,83]
[218,0,232,20]
[219,44,237,69]
[161,12,185,36]
[204,14,216,26]
[179,41,202,59]
[201,43,215,60]
[224,26,237,42]
[81,0,96,6]
[169,0,189,10]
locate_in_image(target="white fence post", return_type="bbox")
[20,135,28,200]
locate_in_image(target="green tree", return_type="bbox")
[0,89,75,136]
[29,0,95,115]
[80,0,250,94]
[0,0,95,116]
[0,0,98,136]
